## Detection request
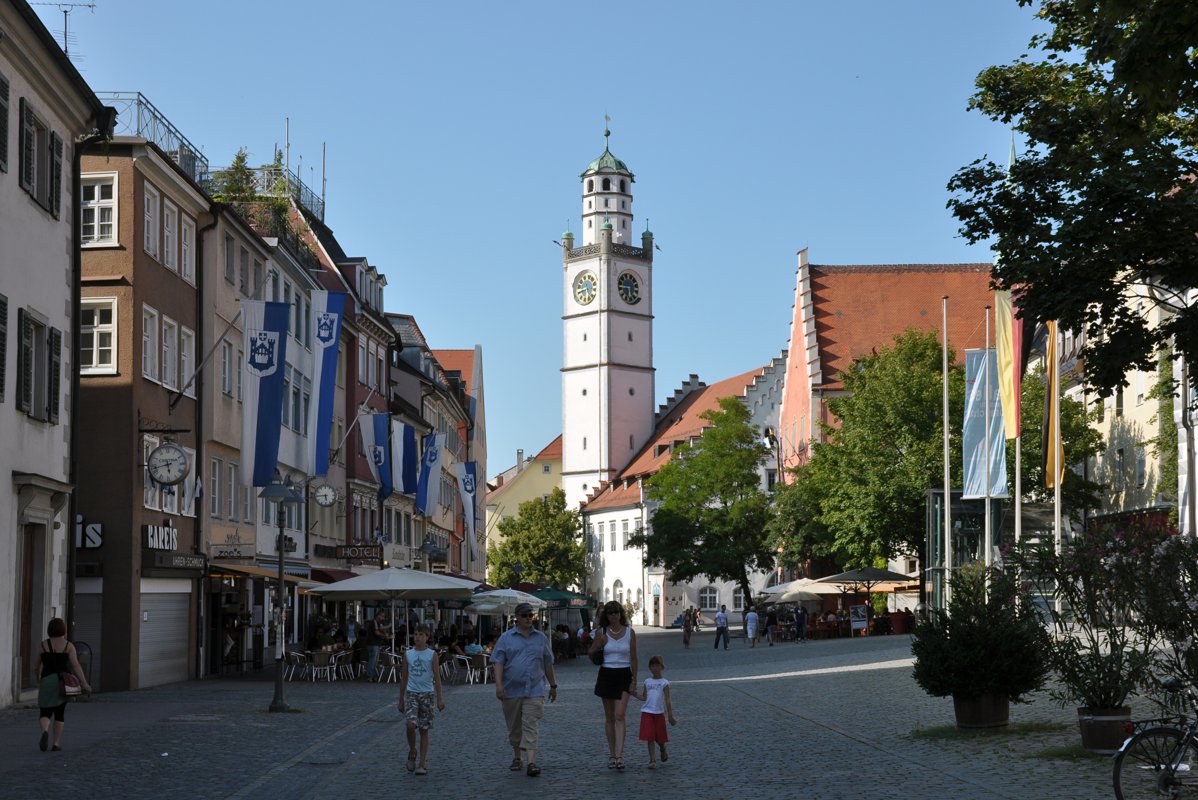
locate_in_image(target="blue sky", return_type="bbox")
[39,0,1043,477]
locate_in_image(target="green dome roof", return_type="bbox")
[601,219,613,230]
[580,130,634,179]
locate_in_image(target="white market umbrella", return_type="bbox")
[311,567,481,645]
[761,578,843,602]
[468,588,546,615]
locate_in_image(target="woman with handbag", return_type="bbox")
[37,617,91,752]
[587,601,638,770]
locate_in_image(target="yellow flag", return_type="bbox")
[995,291,1019,439]
[1044,321,1065,489]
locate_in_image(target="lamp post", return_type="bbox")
[259,473,304,713]
[419,534,439,572]
[763,427,783,491]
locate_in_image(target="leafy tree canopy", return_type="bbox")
[947,0,1198,395]
[488,487,586,590]
[633,396,773,607]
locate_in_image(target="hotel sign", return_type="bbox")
[336,545,382,561]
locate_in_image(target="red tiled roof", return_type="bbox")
[582,478,642,512]
[433,349,475,394]
[809,263,992,388]
[534,435,562,461]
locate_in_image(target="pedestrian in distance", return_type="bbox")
[745,606,760,648]
[491,602,558,777]
[589,600,639,771]
[365,610,390,682]
[796,605,808,642]
[766,607,779,646]
[398,624,444,776]
[681,607,693,649]
[37,617,91,752]
[713,604,730,650]
[635,655,676,769]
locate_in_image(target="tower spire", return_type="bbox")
[604,113,611,151]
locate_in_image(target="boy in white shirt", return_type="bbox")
[636,655,677,769]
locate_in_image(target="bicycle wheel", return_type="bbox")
[1114,727,1198,799]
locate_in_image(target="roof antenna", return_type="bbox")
[31,2,96,59]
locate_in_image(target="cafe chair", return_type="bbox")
[309,650,334,682]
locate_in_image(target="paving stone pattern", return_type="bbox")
[0,631,1116,799]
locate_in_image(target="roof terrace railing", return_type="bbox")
[97,92,209,186]
[205,164,324,222]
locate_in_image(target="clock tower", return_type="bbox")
[561,130,656,509]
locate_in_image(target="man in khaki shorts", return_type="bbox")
[491,602,558,777]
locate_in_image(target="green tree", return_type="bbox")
[632,396,773,608]
[1011,364,1104,515]
[212,147,257,203]
[1147,345,1179,525]
[947,0,1198,395]
[487,487,586,589]
[794,330,966,567]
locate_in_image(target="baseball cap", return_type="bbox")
[514,602,536,615]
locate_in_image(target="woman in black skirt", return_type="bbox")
[588,601,638,770]
[37,617,91,751]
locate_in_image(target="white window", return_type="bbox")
[733,586,745,611]
[242,476,253,523]
[622,519,629,549]
[162,200,177,271]
[181,218,194,283]
[143,183,159,259]
[1136,447,1147,488]
[290,371,302,431]
[227,463,238,519]
[209,458,222,517]
[1136,371,1146,406]
[613,579,624,605]
[699,587,718,611]
[15,307,60,422]
[221,341,236,395]
[302,297,311,347]
[141,305,159,381]
[542,464,551,474]
[81,175,116,244]
[180,327,195,397]
[253,260,263,299]
[302,377,312,434]
[281,366,292,428]
[293,292,302,344]
[269,270,279,302]
[80,298,116,374]
[143,435,161,510]
[358,340,367,383]
[161,317,178,389]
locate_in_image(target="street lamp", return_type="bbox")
[763,427,783,491]
[419,533,439,572]
[259,473,304,713]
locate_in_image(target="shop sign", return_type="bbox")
[214,530,251,561]
[144,522,178,551]
[336,545,381,561]
[142,550,207,571]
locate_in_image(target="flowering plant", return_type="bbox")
[1011,519,1169,709]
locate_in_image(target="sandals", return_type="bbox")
[607,756,617,769]
[648,761,657,770]
[406,752,416,772]
[616,757,625,771]
[414,766,428,776]
[526,762,541,777]
[509,758,523,771]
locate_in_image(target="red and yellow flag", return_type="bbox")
[1043,320,1065,489]
[995,290,1022,439]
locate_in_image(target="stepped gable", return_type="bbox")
[655,374,705,422]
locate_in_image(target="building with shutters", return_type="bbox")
[0,0,114,707]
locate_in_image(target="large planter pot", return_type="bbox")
[1077,707,1132,754]
[952,693,1010,729]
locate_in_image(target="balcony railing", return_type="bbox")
[205,164,324,222]
[97,92,209,186]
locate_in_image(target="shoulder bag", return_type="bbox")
[589,627,606,666]
[59,671,82,698]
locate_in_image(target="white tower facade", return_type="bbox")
[561,134,656,509]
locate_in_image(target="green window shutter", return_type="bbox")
[16,307,32,414]
[50,133,63,218]
[0,73,8,172]
[0,294,7,403]
[19,98,33,193]
[48,327,61,423]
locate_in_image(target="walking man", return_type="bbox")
[713,605,729,650]
[365,610,390,682]
[796,605,808,643]
[491,602,558,777]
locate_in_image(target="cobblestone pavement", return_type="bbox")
[0,630,1119,799]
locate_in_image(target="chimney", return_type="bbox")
[516,449,524,472]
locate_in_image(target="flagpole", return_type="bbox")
[942,296,952,607]
[984,306,992,570]
[1015,436,1022,544]
[169,308,244,410]
[1053,328,1062,558]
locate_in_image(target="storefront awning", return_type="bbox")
[311,568,358,584]
[209,564,306,584]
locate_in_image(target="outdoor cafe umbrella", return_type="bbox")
[816,566,917,594]
[760,578,842,604]
[468,588,546,615]
[532,586,597,610]
[310,567,481,644]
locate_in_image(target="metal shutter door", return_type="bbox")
[138,593,189,687]
[73,594,102,689]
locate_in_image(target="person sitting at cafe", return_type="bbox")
[450,637,468,657]
[464,639,483,655]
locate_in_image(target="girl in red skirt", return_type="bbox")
[636,655,677,769]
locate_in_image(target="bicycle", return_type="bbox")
[1113,676,1198,798]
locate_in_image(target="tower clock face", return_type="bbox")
[573,271,598,305]
[617,272,641,304]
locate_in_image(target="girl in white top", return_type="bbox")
[588,601,638,770]
[636,654,677,768]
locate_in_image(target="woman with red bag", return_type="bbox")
[37,617,91,752]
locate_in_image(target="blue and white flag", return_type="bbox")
[962,348,1009,499]
[306,291,346,476]
[359,413,393,500]
[391,421,419,495]
[241,300,290,486]
[455,461,478,560]
[416,433,446,516]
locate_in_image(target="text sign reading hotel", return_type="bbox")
[336,545,381,561]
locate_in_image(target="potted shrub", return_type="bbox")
[1011,523,1166,753]
[912,562,1051,728]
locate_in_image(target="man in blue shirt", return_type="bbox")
[491,602,557,777]
[713,605,730,650]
